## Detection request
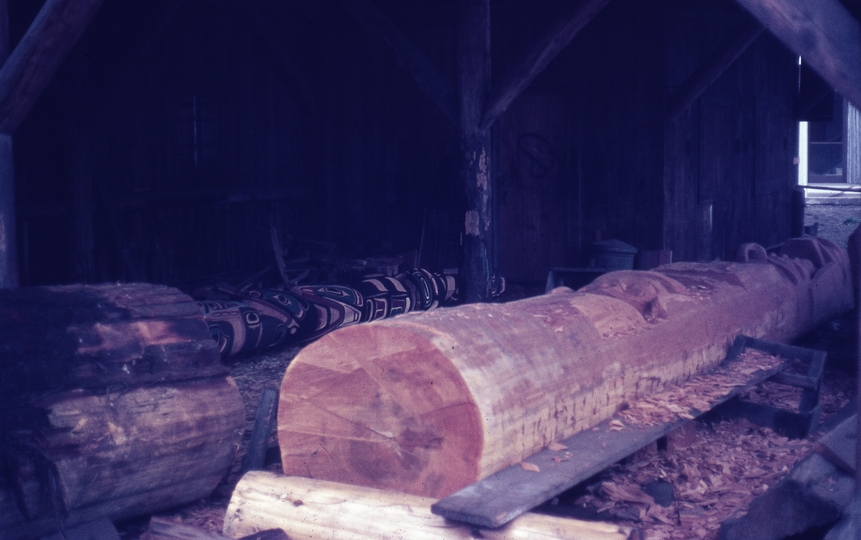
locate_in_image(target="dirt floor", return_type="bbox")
[804,200,860,249]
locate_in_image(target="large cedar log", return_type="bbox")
[0,283,244,539]
[278,238,853,498]
[223,472,634,540]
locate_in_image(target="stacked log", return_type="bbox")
[0,283,245,540]
[277,237,853,498]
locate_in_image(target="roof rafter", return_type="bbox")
[734,0,861,110]
[480,0,611,130]
[667,15,764,120]
[0,0,106,133]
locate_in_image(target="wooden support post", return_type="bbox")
[458,0,492,303]
[734,0,861,111]
[480,0,611,130]
[240,388,279,475]
[667,15,764,120]
[0,133,16,288]
[0,0,14,289]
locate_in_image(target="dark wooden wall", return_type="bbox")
[663,1,798,262]
[11,0,801,289]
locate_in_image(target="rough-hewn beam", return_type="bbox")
[0,0,106,134]
[734,0,861,111]
[458,0,492,303]
[480,0,611,130]
[339,0,457,124]
[667,15,764,120]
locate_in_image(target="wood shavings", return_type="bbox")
[560,362,854,540]
[519,461,541,473]
[616,349,785,428]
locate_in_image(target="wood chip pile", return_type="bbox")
[551,358,854,540]
[616,349,785,428]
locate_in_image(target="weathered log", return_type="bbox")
[277,237,853,498]
[0,283,244,540]
[223,472,635,540]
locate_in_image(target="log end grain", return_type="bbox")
[278,323,483,498]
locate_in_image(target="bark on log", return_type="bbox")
[278,237,854,498]
[0,283,244,540]
[223,472,635,540]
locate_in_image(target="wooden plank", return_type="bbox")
[431,338,789,528]
[667,15,764,120]
[815,414,858,474]
[743,336,819,362]
[339,0,456,124]
[734,0,861,111]
[0,0,106,133]
[241,388,279,474]
[480,0,611,130]
[457,0,493,302]
[224,472,635,540]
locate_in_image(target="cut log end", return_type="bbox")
[278,324,483,497]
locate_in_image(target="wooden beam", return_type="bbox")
[667,15,764,120]
[458,0,493,302]
[339,0,457,124]
[0,0,106,134]
[480,0,611,130]
[733,0,861,111]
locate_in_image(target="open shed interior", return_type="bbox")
[9,0,839,290]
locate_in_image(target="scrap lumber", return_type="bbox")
[223,471,635,540]
[719,453,855,540]
[0,283,245,540]
[278,237,853,500]
[816,414,858,474]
